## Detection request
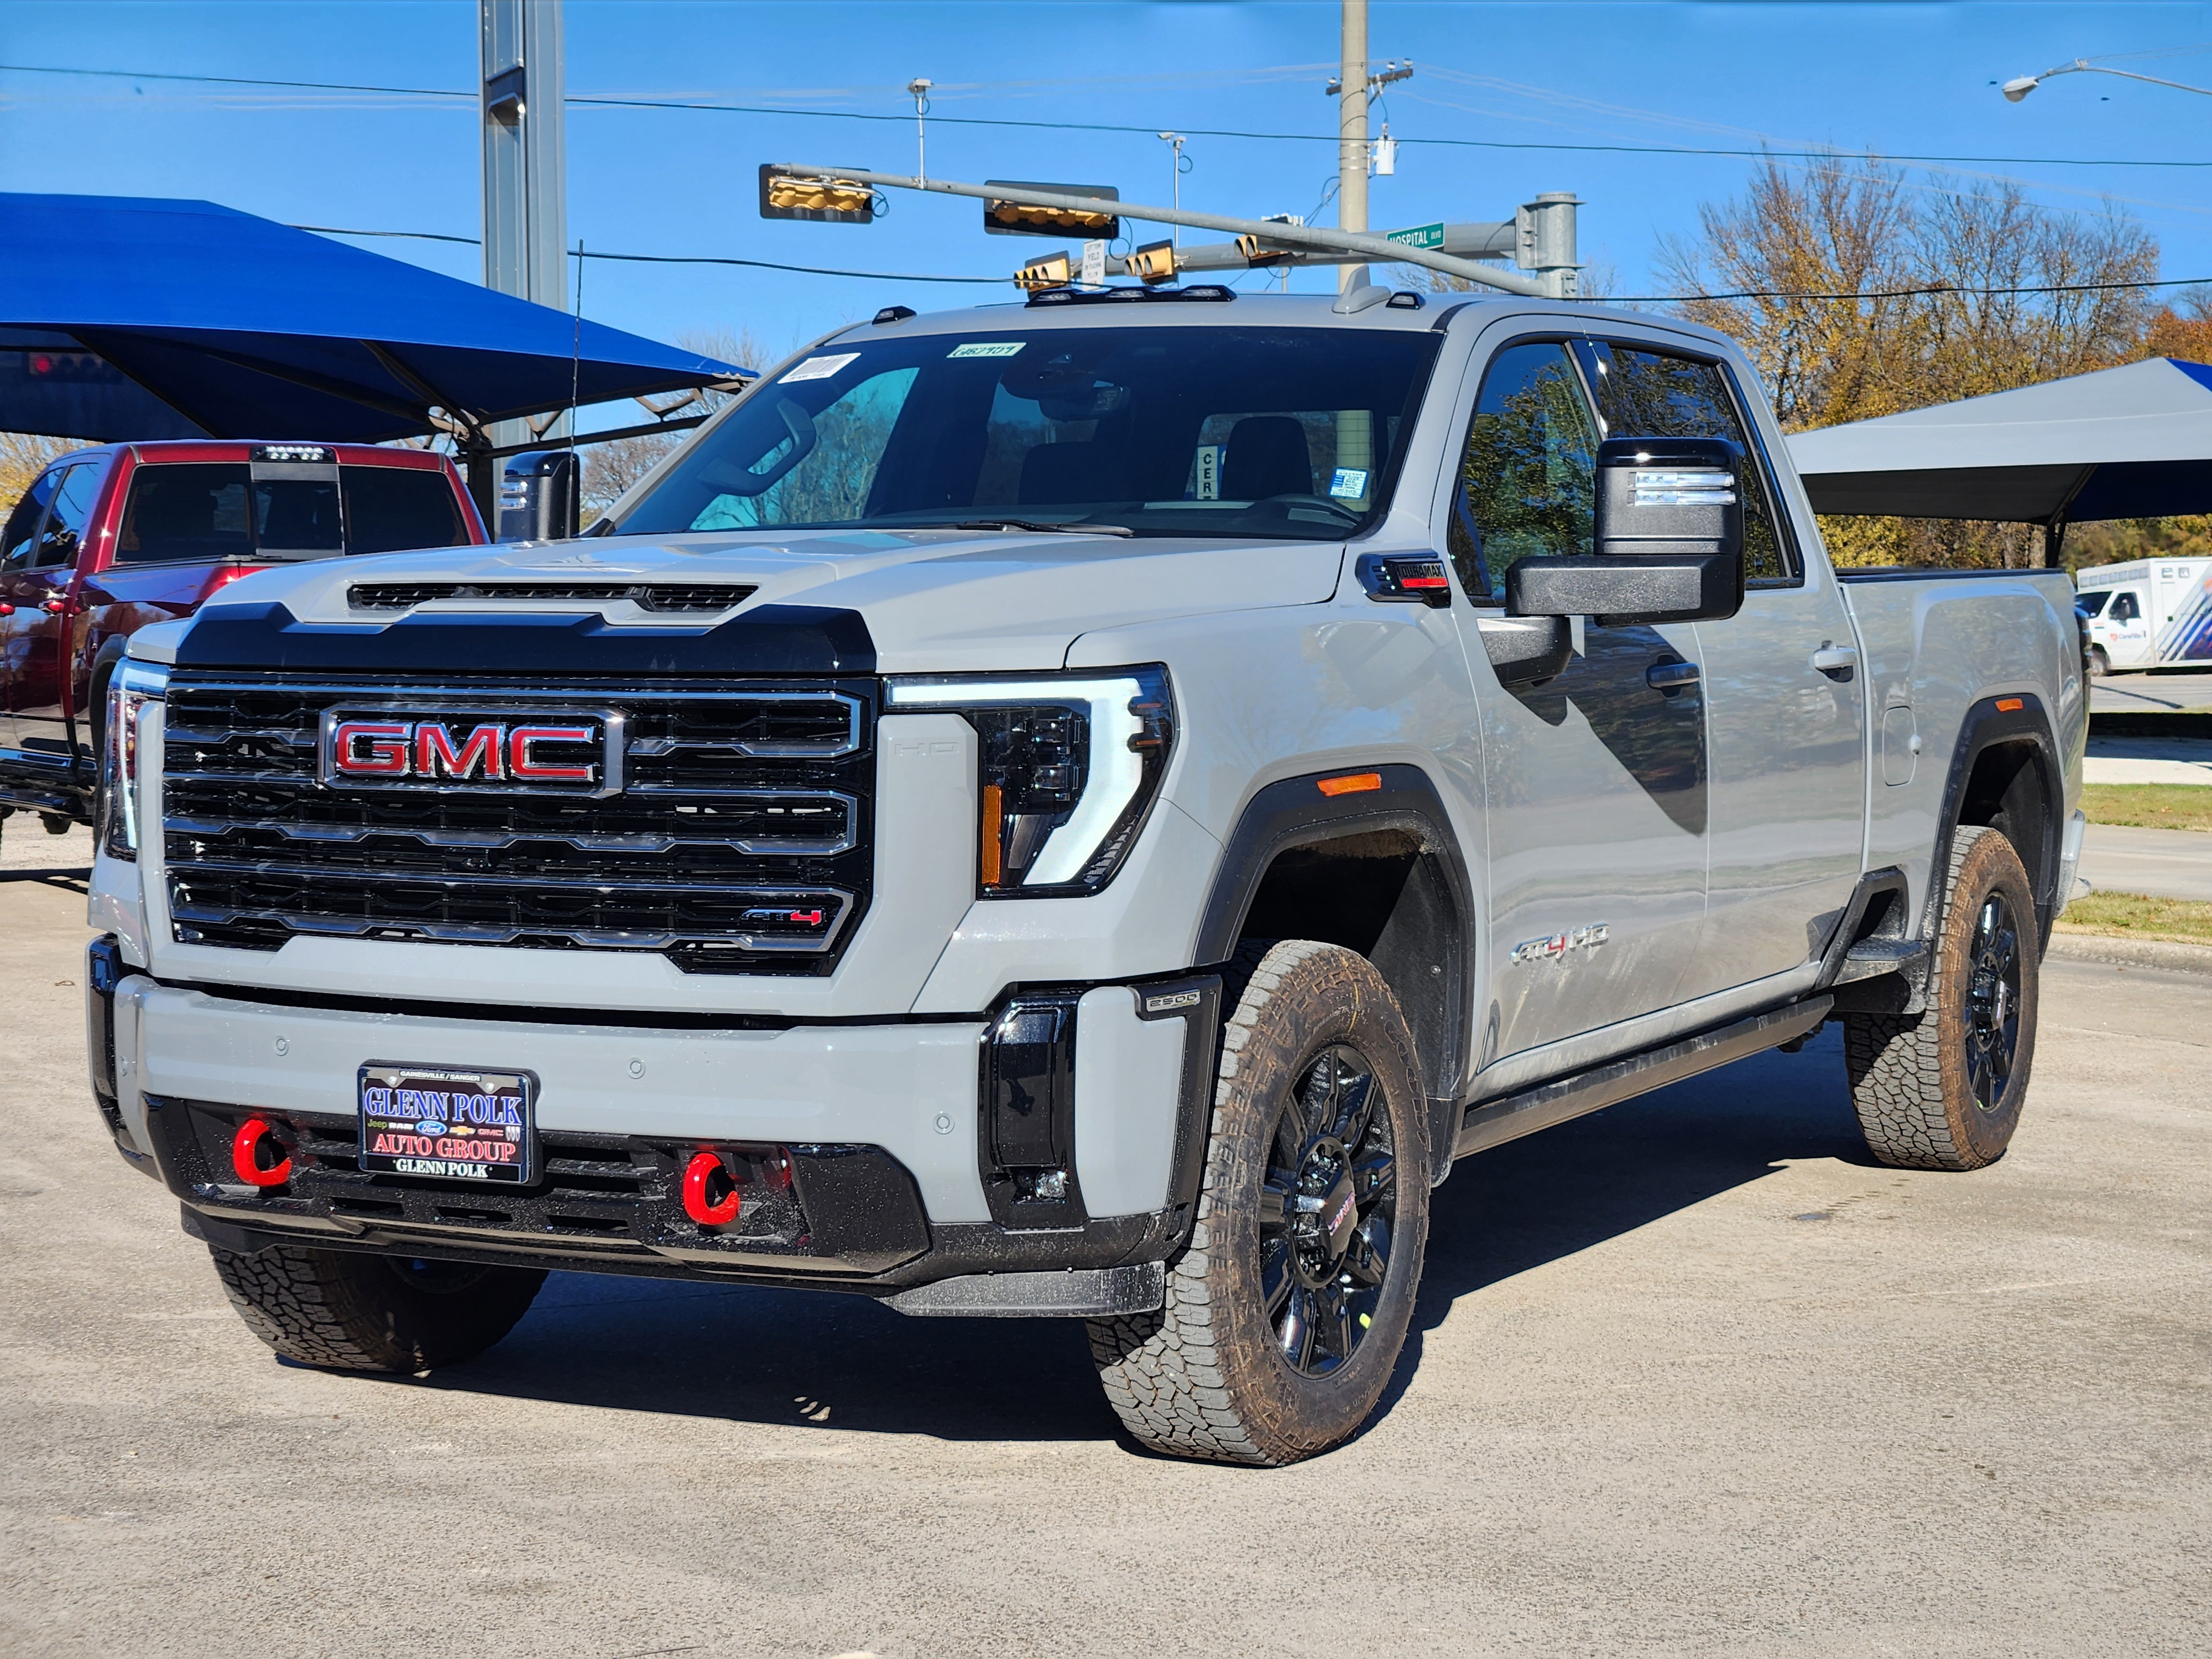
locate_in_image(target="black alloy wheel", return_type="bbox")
[1963,891,2023,1114]
[1260,1044,1397,1376]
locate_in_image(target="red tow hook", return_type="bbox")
[231,1117,291,1187]
[682,1150,742,1227]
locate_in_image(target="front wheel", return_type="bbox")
[1087,941,1430,1465]
[2087,646,2110,679]
[1843,825,2039,1170]
[209,1244,546,1372]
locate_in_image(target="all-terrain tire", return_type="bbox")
[1087,940,1430,1465]
[1843,824,2039,1170]
[208,1244,546,1372]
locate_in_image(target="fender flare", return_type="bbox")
[1924,692,2065,947]
[1193,763,1477,1178]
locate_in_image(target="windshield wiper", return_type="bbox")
[948,518,1134,538]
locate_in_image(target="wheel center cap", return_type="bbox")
[1322,1172,1360,1259]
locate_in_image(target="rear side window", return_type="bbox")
[114,462,471,562]
[2,469,63,569]
[1577,342,1797,583]
[37,463,101,567]
[342,466,468,554]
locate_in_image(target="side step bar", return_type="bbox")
[1455,997,1833,1160]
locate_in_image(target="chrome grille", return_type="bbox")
[160,675,873,973]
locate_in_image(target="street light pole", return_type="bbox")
[2002,56,2212,101]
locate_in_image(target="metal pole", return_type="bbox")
[1338,0,1368,295]
[773,164,1553,296]
[479,0,568,504]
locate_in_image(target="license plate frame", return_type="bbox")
[357,1063,538,1186]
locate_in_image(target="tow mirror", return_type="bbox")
[1506,436,1745,627]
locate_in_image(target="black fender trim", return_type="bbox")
[1924,692,2065,947]
[1193,762,1476,1175]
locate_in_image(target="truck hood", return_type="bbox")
[187,526,1348,672]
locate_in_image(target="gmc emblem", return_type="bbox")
[318,709,623,795]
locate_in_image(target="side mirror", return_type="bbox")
[498,450,581,542]
[1506,436,1745,626]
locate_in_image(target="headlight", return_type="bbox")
[102,660,168,861]
[886,666,1173,896]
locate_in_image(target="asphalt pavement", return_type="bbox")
[2079,821,2212,901]
[2091,669,2212,713]
[2,824,2206,1659]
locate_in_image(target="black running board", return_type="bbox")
[1455,997,1833,1159]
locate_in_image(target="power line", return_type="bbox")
[291,224,1003,284]
[9,60,2212,171]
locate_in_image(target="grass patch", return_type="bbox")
[2056,890,2212,947]
[2080,784,2212,832]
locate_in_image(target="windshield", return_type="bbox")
[2075,589,2110,618]
[612,324,1442,541]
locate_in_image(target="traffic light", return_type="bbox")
[983,181,1120,239]
[759,166,878,224]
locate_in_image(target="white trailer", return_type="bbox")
[2076,556,2212,672]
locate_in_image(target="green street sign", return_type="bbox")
[1386,222,1445,251]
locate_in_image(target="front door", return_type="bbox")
[0,461,98,771]
[0,466,67,763]
[1443,334,1710,1068]
[2103,588,2153,667]
[1573,337,1867,996]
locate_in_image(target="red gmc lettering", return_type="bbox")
[508,725,595,782]
[415,722,505,780]
[332,721,411,775]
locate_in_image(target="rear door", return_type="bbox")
[1575,336,1866,997]
[1443,333,1710,1065]
[1,463,99,771]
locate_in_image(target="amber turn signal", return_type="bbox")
[1317,772,1383,797]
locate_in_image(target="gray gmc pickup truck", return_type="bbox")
[86,284,2085,1464]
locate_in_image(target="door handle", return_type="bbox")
[1646,658,1700,693]
[1812,643,1858,677]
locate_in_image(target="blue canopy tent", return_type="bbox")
[1786,357,2212,560]
[0,192,744,505]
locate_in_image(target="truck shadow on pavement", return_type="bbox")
[407,1030,1869,1449]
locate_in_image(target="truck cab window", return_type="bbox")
[1577,341,1796,582]
[116,465,254,564]
[2076,591,2110,618]
[1449,341,1600,602]
[34,464,98,568]
[2,468,62,570]
[2111,592,2141,622]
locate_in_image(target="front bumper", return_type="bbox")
[97,961,1217,1310]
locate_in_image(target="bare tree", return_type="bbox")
[0,430,92,515]
[1662,153,2158,566]
[581,326,771,519]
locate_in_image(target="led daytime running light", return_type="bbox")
[103,660,168,862]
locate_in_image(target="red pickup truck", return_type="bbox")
[0,441,484,838]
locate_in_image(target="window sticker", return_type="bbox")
[1328,467,1370,499]
[781,353,859,383]
[947,341,1026,359]
[1193,444,1221,501]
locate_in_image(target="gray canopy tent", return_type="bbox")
[1785,356,2212,562]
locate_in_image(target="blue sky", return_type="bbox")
[7,0,2212,376]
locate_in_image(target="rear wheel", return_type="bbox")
[1843,825,2039,1170]
[1087,940,1430,1465]
[208,1244,545,1373]
[2087,646,2110,679]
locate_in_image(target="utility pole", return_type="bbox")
[477,0,569,514]
[1336,0,1368,295]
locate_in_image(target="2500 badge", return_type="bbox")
[358,1063,538,1185]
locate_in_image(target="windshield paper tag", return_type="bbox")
[1329,467,1370,499]
[947,341,1025,358]
[782,353,859,383]
[1193,444,1221,500]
